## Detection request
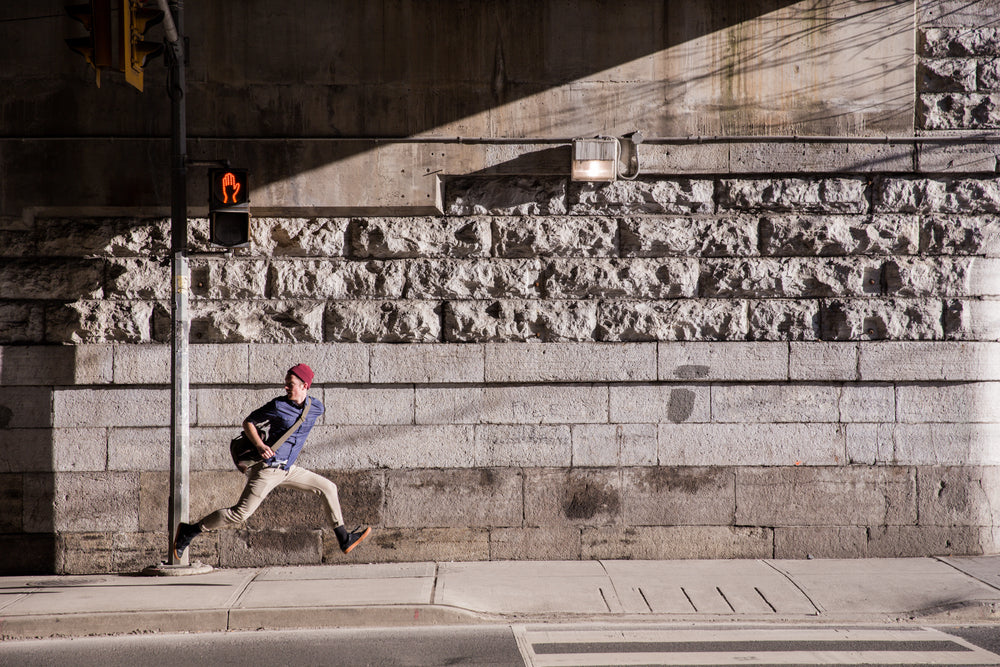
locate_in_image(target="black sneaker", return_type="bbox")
[173,521,201,559]
[340,526,371,554]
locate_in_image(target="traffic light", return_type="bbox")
[121,0,164,92]
[65,0,113,86]
[208,169,251,248]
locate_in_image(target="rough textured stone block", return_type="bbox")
[475,425,571,466]
[219,529,322,568]
[917,466,1000,527]
[46,300,156,344]
[896,383,1000,423]
[571,424,657,466]
[748,299,820,341]
[493,216,616,257]
[622,467,734,526]
[445,300,599,343]
[270,259,406,299]
[480,385,608,424]
[868,525,1000,558]
[718,178,868,214]
[303,425,476,469]
[446,177,567,215]
[582,526,773,560]
[344,527,490,563]
[486,342,656,382]
[192,300,324,344]
[819,298,944,341]
[921,215,1000,256]
[919,58,978,92]
[774,526,868,559]
[51,428,107,473]
[490,526,582,560]
[609,384,710,424]
[525,468,622,526]
[569,178,714,215]
[658,342,788,381]
[981,58,1000,90]
[619,216,757,257]
[660,424,845,466]
[1,258,104,300]
[875,176,1000,214]
[325,300,440,343]
[52,472,139,532]
[735,466,916,527]
[598,300,748,342]
[545,258,699,299]
[105,258,172,299]
[252,217,349,257]
[108,427,170,471]
[321,386,414,425]
[859,341,1000,380]
[371,343,484,383]
[430,258,542,300]
[703,257,889,299]
[189,257,275,299]
[34,217,170,258]
[711,384,840,423]
[112,344,170,384]
[920,27,1000,56]
[347,217,489,258]
[789,342,858,380]
[54,387,169,428]
[385,468,522,528]
[892,423,1000,465]
[250,343,369,384]
[920,93,1000,129]
[759,214,918,257]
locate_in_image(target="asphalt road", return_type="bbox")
[2,623,999,666]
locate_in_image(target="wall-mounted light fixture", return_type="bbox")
[571,137,619,182]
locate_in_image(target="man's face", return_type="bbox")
[284,372,308,403]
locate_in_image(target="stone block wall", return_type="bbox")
[919,27,1000,129]
[3,170,1000,573]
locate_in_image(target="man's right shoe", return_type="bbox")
[340,526,371,554]
[173,521,201,559]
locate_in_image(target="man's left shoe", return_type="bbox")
[340,526,372,554]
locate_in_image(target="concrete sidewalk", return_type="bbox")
[1,557,999,640]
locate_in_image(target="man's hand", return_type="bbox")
[244,421,274,459]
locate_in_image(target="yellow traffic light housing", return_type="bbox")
[65,0,113,86]
[121,0,164,91]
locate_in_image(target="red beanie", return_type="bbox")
[289,363,314,389]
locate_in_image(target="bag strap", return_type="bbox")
[269,397,312,452]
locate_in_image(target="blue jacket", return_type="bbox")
[245,396,325,468]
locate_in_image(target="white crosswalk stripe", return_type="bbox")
[513,625,1000,666]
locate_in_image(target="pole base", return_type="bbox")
[142,561,214,576]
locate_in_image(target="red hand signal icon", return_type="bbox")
[221,171,241,204]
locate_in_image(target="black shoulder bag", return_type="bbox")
[229,398,312,473]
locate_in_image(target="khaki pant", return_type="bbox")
[199,464,344,530]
